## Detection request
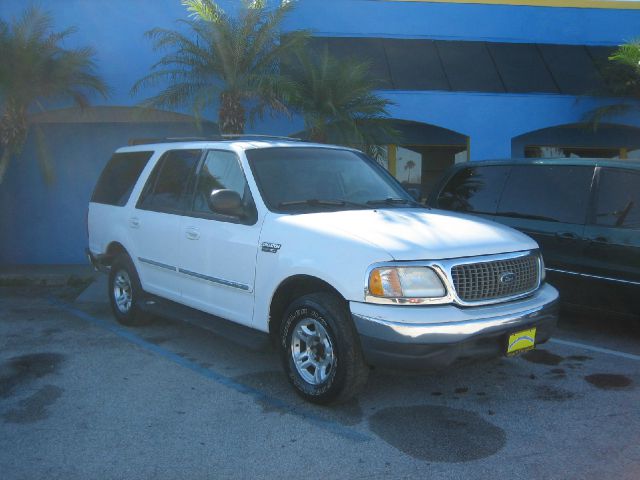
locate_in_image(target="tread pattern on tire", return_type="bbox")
[280,292,369,405]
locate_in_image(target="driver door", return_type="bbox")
[178,149,261,327]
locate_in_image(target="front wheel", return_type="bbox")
[279,292,369,404]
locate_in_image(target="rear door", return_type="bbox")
[581,167,640,314]
[128,149,202,301]
[89,151,154,255]
[494,164,594,276]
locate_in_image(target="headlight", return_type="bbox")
[368,266,446,299]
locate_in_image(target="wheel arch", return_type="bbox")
[104,241,130,265]
[268,274,346,341]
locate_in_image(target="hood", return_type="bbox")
[279,208,538,261]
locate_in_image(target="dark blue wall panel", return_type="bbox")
[0,122,213,265]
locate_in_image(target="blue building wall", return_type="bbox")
[0,119,216,265]
[1,0,640,264]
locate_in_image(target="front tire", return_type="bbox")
[280,292,369,404]
[108,254,150,326]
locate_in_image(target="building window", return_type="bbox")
[387,144,468,199]
[525,146,626,159]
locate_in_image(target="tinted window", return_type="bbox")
[486,43,559,94]
[593,168,640,229]
[137,150,201,213]
[436,166,511,214]
[308,37,615,95]
[497,165,594,224]
[247,147,411,212]
[91,151,153,206]
[192,150,251,214]
[436,41,505,93]
[383,39,449,90]
[323,37,393,89]
[537,44,606,95]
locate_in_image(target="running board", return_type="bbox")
[139,295,271,351]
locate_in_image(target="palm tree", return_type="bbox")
[585,40,640,128]
[284,47,399,160]
[131,0,307,134]
[404,159,416,183]
[0,6,109,183]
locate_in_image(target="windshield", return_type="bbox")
[246,147,416,213]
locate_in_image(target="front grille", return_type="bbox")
[451,254,540,302]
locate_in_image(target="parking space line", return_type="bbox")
[47,297,371,443]
[549,338,640,362]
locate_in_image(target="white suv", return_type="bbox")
[87,138,559,404]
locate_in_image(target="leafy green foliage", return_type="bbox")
[132,0,307,134]
[0,6,108,183]
[284,47,399,160]
[586,40,640,130]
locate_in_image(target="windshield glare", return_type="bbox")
[246,147,413,212]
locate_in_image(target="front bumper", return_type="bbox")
[350,283,559,370]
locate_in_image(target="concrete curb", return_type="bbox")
[0,265,98,287]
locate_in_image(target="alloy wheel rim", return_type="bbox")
[291,318,336,385]
[113,270,133,314]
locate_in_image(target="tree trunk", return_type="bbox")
[218,92,245,135]
[0,103,28,184]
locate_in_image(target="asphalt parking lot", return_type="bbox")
[1,281,639,480]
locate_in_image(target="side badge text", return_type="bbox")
[261,242,282,253]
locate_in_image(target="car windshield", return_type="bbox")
[246,147,417,213]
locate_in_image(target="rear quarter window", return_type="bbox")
[593,168,640,229]
[91,151,154,206]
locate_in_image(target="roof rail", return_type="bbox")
[128,137,212,145]
[220,134,302,142]
[128,134,302,146]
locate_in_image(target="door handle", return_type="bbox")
[185,227,200,240]
[555,232,579,242]
[129,217,140,229]
[588,236,609,245]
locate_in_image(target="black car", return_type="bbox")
[429,158,640,319]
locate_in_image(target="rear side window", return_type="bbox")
[91,151,153,206]
[497,165,594,224]
[593,168,640,229]
[137,149,202,214]
[436,166,511,214]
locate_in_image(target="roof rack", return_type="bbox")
[220,134,302,142]
[128,134,302,146]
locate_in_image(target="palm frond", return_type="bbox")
[182,0,225,23]
[0,6,108,183]
[610,41,640,71]
[284,46,397,152]
[583,103,632,131]
[134,0,306,133]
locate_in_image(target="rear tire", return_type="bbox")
[279,292,369,405]
[108,254,150,326]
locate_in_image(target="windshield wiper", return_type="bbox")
[366,197,422,207]
[278,199,370,209]
[495,211,559,222]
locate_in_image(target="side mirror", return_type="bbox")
[208,189,244,217]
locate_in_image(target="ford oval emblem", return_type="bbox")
[500,272,516,285]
